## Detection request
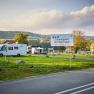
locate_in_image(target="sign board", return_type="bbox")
[51,34,73,46]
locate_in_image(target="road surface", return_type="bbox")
[0,69,94,94]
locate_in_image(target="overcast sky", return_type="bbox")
[0,0,94,36]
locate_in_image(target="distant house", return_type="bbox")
[48,48,54,53]
[90,42,94,54]
[27,44,47,54]
[3,40,16,44]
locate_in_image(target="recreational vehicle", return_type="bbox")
[0,44,27,56]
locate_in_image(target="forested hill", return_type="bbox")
[0,31,49,39]
[0,31,93,40]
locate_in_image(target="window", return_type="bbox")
[14,47,18,50]
[8,47,13,50]
[0,45,7,51]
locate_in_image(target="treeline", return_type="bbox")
[0,30,94,53]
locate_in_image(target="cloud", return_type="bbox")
[28,9,64,29]
[70,5,94,30]
[0,5,94,36]
[0,9,64,30]
[70,6,94,36]
[71,5,94,16]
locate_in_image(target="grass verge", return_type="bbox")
[0,55,94,80]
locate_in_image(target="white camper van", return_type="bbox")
[0,44,27,56]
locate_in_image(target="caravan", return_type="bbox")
[0,44,27,56]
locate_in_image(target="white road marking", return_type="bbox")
[71,86,94,94]
[55,82,94,94]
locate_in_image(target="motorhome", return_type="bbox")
[0,44,27,56]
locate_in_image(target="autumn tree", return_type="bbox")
[90,41,94,53]
[0,39,5,44]
[73,31,88,53]
[14,33,28,44]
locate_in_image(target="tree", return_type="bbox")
[73,31,88,53]
[14,33,28,44]
[0,39,5,44]
[90,41,94,53]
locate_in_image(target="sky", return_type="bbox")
[0,0,94,36]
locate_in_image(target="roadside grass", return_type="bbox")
[48,53,94,58]
[0,55,94,80]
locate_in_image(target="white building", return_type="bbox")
[31,47,47,54]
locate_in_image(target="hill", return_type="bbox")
[0,31,93,40]
[0,31,48,39]
[84,36,94,40]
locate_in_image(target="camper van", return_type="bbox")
[0,44,27,56]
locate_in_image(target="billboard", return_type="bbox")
[51,34,74,46]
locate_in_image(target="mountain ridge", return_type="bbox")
[0,31,94,40]
[0,31,48,39]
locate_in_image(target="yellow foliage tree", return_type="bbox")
[90,41,94,53]
[14,33,28,44]
[73,31,88,53]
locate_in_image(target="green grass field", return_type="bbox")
[48,53,94,58]
[0,54,94,80]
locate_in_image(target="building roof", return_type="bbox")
[3,40,16,44]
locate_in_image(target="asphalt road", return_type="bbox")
[0,70,94,94]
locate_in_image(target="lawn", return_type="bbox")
[0,54,94,80]
[48,53,94,58]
